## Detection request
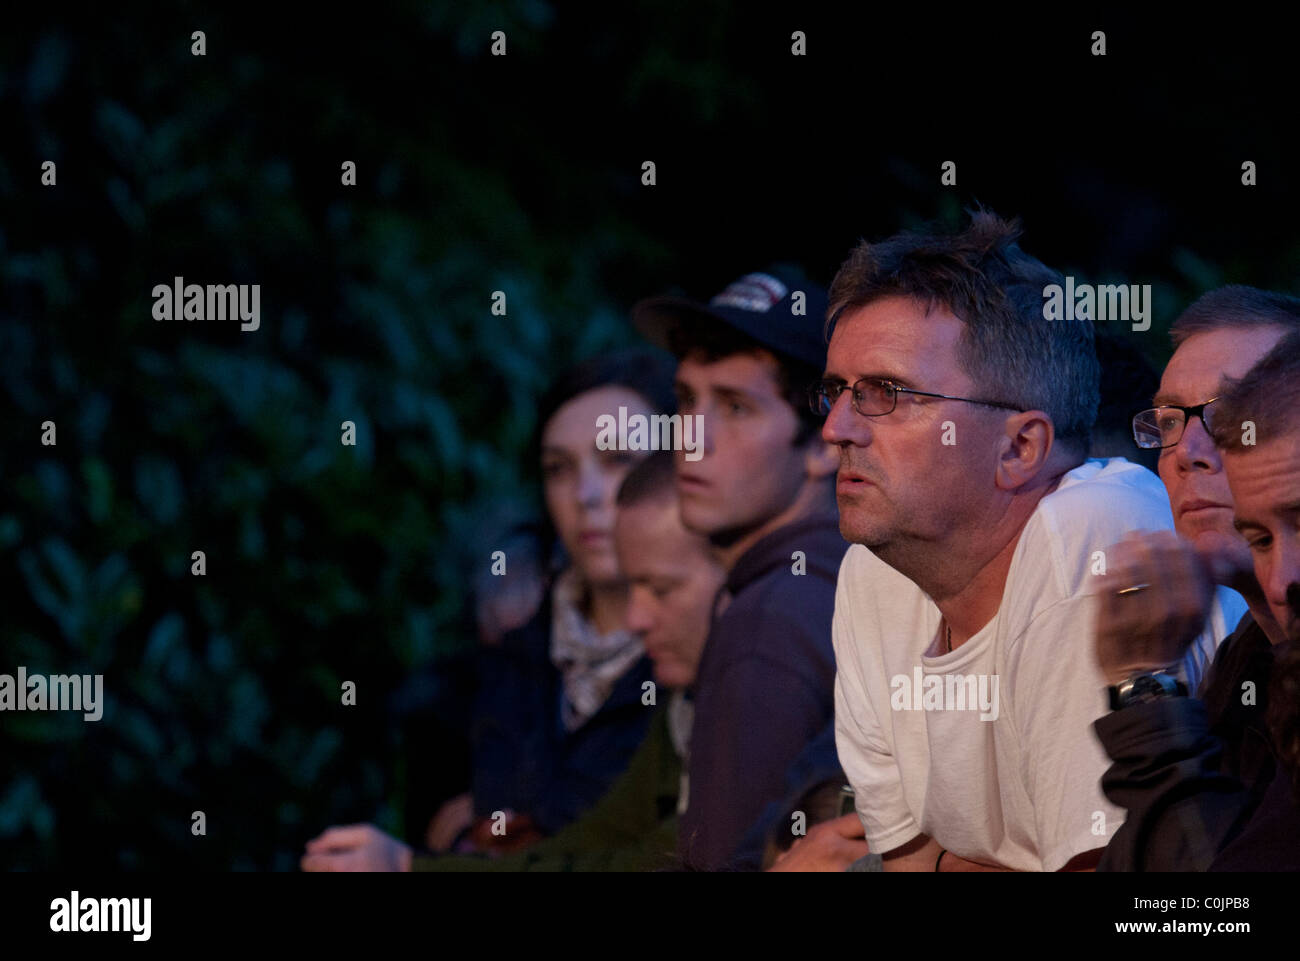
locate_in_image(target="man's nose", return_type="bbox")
[1267,540,1300,614]
[1173,415,1222,473]
[821,390,868,447]
[695,400,715,456]
[625,591,656,634]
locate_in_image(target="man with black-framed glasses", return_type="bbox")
[819,209,1181,874]
[1092,287,1299,870]
[1092,299,1293,705]
[1131,397,1221,450]
[1083,392,1253,699]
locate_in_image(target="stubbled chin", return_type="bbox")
[838,516,881,547]
[1188,529,1253,582]
[1180,512,1234,539]
[1186,524,1242,550]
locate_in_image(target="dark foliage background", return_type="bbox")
[2,3,1298,868]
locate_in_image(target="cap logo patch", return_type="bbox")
[710,273,787,313]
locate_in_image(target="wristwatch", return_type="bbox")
[1107,670,1188,711]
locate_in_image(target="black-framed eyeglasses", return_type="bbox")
[808,377,1027,418]
[1131,398,1221,450]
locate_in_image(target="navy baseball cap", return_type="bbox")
[632,269,830,370]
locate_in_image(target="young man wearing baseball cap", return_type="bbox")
[633,267,859,871]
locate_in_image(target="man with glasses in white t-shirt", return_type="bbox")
[820,211,1242,872]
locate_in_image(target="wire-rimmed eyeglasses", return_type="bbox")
[808,376,1027,418]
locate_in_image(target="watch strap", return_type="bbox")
[1107,671,1188,711]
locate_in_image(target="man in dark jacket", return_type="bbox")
[1095,321,1300,871]
[633,269,857,871]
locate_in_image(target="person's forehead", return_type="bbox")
[827,297,965,376]
[615,499,682,546]
[617,505,711,572]
[1159,326,1288,402]
[543,387,652,443]
[674,352,784,401]
[1225,429,1300,495]
[677,349,779,381]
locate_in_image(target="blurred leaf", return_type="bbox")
[25,31,69,104]
[143,613,185,670]
[133,454,184,526]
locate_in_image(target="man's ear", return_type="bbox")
[804,436,839,481]
[995,410,1054,491]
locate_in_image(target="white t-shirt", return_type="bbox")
[833,457,1244,871]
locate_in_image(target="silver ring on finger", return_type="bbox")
[1116,583,1151,596]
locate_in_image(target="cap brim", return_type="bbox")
[632,289,832,370]
[631,296,736,353]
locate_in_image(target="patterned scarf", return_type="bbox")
[549,568,644,732]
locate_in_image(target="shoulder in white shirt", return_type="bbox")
[833,457,1243,870]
